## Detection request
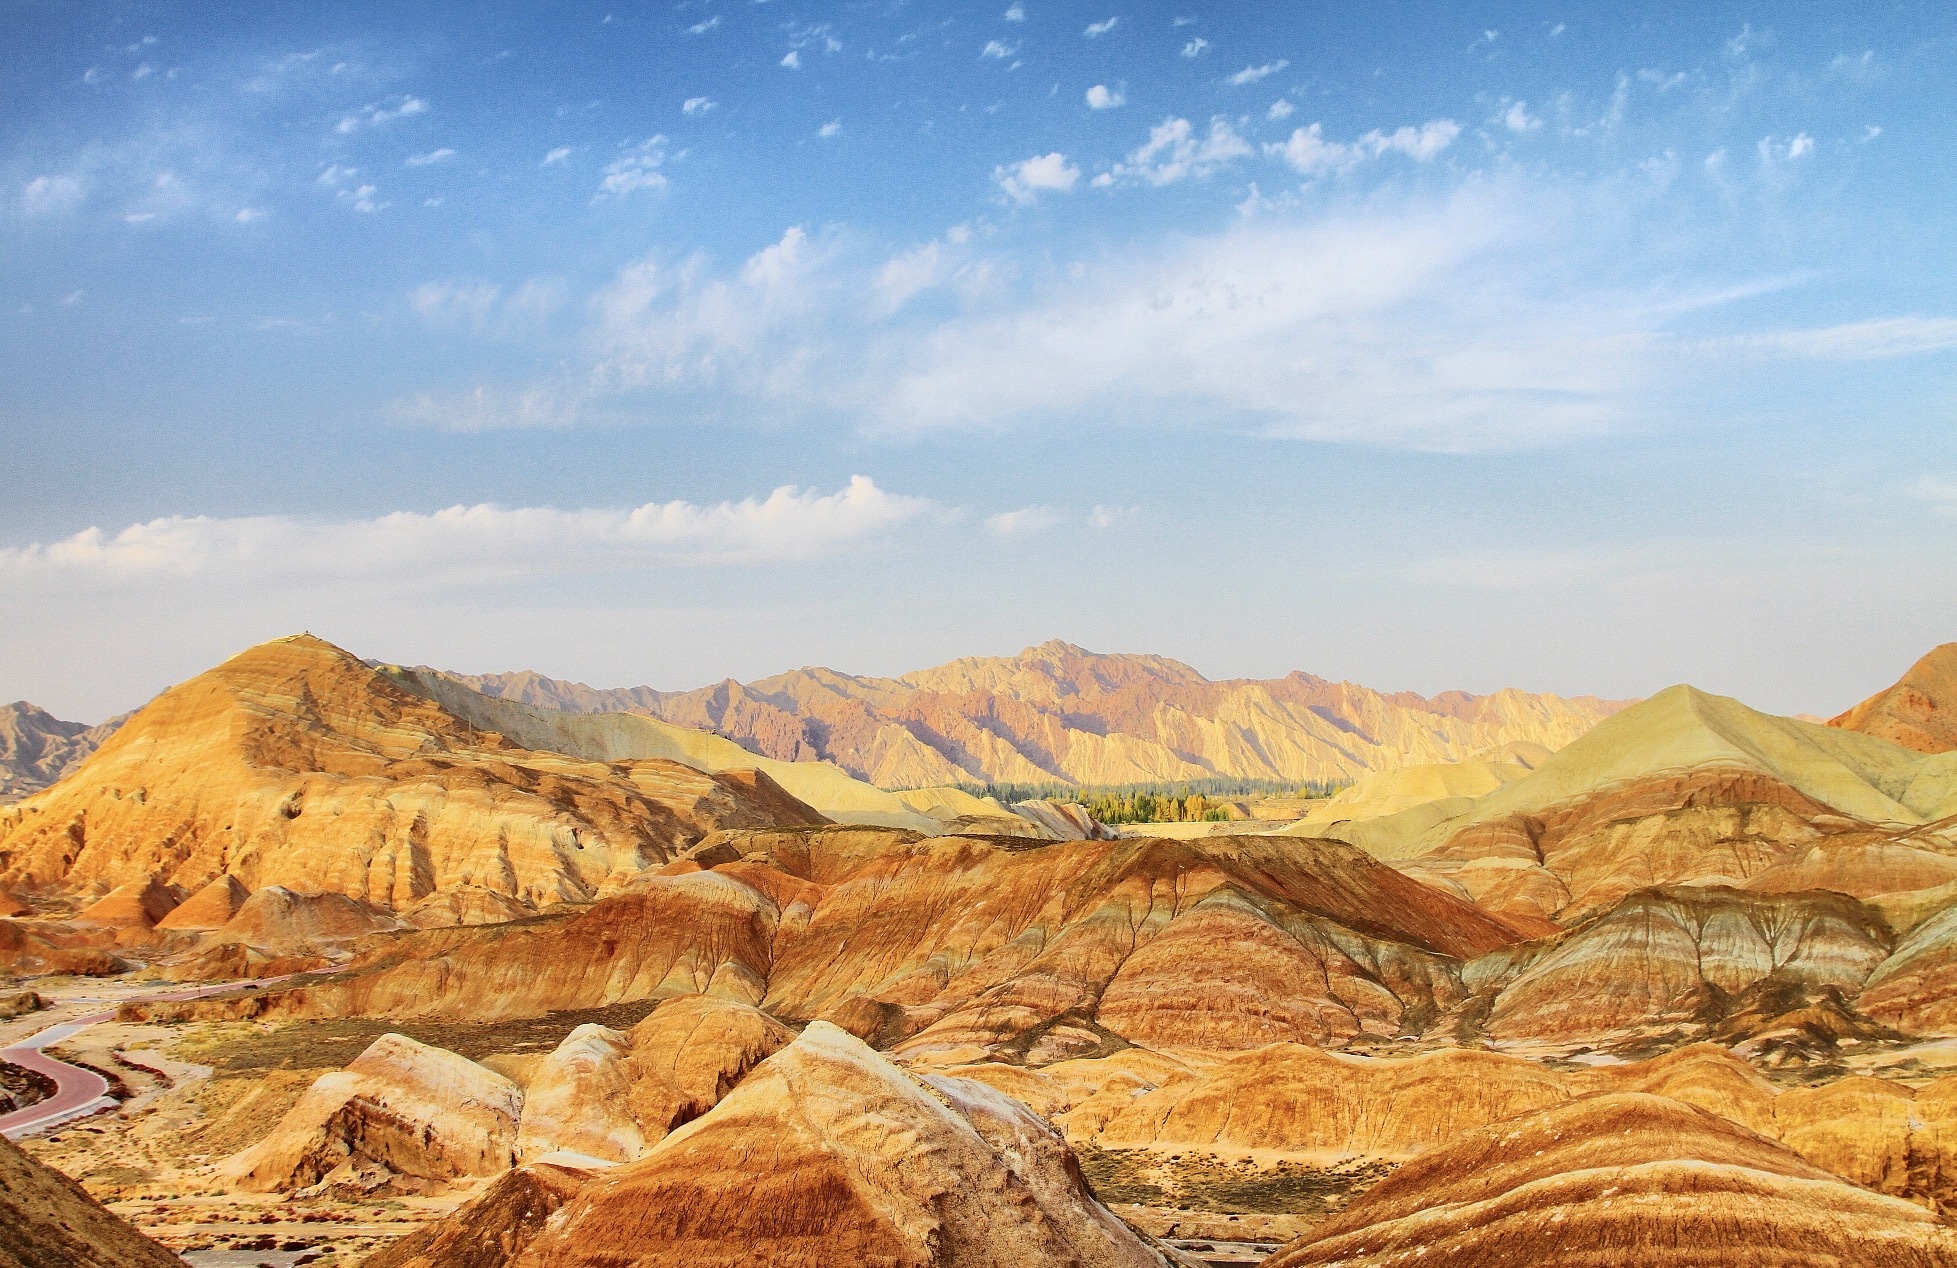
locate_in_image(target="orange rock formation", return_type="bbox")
[0,635,825,918]
[1832,642,1957,753]
[1263,1093,1957,1266]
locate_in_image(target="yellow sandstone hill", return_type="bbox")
[431,640,1630,787]
[0,1134,187,1268]
[0,634,827,915]
[1293,684,1957,922]
[496,1022,1185,1268]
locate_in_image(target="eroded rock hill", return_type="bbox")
[0,1133,187,1268]
[480,1022,1185,1268]
[1262,1093,1957,1267]
[0,635,826,915]
[430,639,1630,787]
[1833,642,1957,754]
[162,826,1529,1060]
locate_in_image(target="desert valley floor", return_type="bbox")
[5,634,1957,1266]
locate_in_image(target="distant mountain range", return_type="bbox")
[428,639,1637,789]
[0,703,126,804]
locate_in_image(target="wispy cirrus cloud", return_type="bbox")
[1709,317,1957,360]
[1227,59,1288,86]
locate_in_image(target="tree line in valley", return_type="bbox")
[952,777,1348,825]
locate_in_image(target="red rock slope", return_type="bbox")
[1832,642,1957,754]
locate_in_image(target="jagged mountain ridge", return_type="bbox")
[0,702,127,804]
[427,640,1634,788]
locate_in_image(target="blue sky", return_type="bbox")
[2,0,1954,721]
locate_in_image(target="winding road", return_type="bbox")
[0,978,289,1140]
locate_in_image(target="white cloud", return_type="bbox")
[872,226,993,314]
[1758,132,1815,164]
[985,505,1061,536]
[335,95,428,133]
[409,277,567,337]
[1827,50,1875,79]
[553,177,1679,453]
[317,164,358,186]
[1088,505,1135,528]
[1268,99,1294,121]
[589,226,843,396]
[1085,84,1125,109]
[1914,477,1957,520]
[688,16,720,34]
[982,40,1018,59]
[407,147,455,165]
[1107,116,1251,185]
[1004,3,1025,19]
[1713,317,1957,361]
[994,152,1080,203]
[542,146,572,166]
[600,137,668,195]
[1084,16,1118,37]
[1502,102,1541,133]
[819,119,842,138]
[1267,118,1461,174]
[233,207,267,223]
[22,174,86,215]
[0,478,934,580]
[867,185,1653,449]
[781,50,801,69]
[1228,59,1288,86]
[1181,37,1207,57]
[683,96,715,115]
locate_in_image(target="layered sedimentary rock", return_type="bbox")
[1076,1044,1569,1160]
[433,639,1629,787]
[1263,1093,1957,1267]
[219,1033,521,1193]
[619,995,797,1140]
[1475,885,1893,1044]
[1833,642,1957,754]
[1304,685,1957,929]
[382,666,952,834]
[230,829,1526,1060]
[0,635,825,917]
[0,1133,186,1268]
[497,1022,1180,1268]
[361,1162,592,1268]
[513,1025,642,1164]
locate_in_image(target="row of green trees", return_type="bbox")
[953,777,1349,825]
